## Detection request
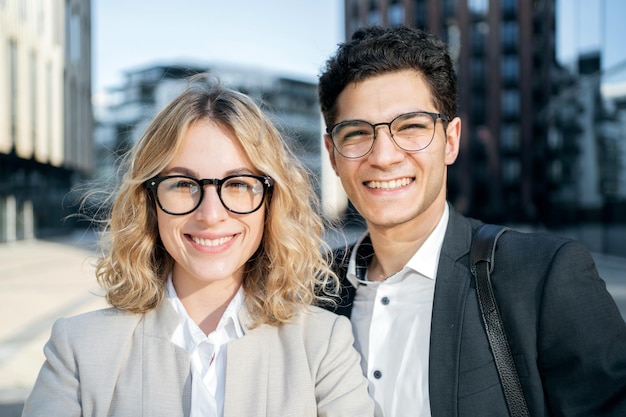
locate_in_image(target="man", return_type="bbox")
[318,25,626,417]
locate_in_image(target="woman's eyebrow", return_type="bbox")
[160,166,257,177]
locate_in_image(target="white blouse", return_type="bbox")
[167,278,245,417]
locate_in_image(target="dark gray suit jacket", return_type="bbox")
[329,207,626,416]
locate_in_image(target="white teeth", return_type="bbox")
[191,235,234,247]
[366,177,412,190]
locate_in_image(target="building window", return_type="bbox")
[502,0,517,14]
[502,21,518,49]
[388,0,405,26]
[69,79,77,161]
[30,52,37,148]
[471,57,485,82]
[36,0,45,34]
[501,124,520,151]
[19,0,28,21]
[368,0,381,26]
[502,158,521,183]
[443,0,455,16]
[54,1,62,44]
[502,89,520,117]
[501,54,519,83]
[348,0,360,34]
[414,0,426,29]
[66,4,81,62]
[9,40,18,148]
[468,0,488,15]
[471,21,488,51]
[471,97,486,124]
[47,62,53,156]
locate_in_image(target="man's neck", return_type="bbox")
[365,205,445,281]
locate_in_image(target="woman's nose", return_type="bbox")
[193,187,229,222]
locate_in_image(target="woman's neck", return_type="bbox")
[173,276,242,335]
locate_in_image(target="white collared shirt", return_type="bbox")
[167,278,245,417]
[347,204,449,417]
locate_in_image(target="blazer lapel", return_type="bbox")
[142,301,192,417]
[429,208,474,417]
[223,306,271,417]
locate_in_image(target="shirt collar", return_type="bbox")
[346,203,449,287]
[405,203,449,280]
[167,275,245,350]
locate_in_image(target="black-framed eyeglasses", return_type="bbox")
[327,111,450,159]
[144,174,274,215]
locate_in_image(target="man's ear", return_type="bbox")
[324,134,338,173]
[444,116,461,165]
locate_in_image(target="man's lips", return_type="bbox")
[365,177,413,190]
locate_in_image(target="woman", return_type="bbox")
[22,78,373,417]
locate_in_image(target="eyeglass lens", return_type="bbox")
[154,175,267,215]
[331,112,440,158]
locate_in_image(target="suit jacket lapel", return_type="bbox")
[429,208,474,417]
[332,234,374,318]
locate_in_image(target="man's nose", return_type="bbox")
[367,125,405,165]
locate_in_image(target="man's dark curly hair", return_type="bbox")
[318,25,457,129]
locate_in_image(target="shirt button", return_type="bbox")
[381,296,390,305]
[373,370,382,379]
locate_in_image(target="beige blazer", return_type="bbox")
[22,301,373,417]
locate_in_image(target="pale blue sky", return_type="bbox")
[93,0,344,94]
[94,0,626,95]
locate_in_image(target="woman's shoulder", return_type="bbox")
[51,306,143,341]
[286,305,351,337]
[274,306,357,369]
[61,305,138,323]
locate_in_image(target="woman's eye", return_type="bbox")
[175,181,194,188]
[225,181,251,192]
[165,179,199,195]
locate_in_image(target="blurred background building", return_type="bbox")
[93,63,321,195]
[0,0,93,242]
[1,0,625,256]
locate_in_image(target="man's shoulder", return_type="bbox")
[456,206,578,252]
[470,223,593,284]
[495,225,581,253]
[449,209,589,265]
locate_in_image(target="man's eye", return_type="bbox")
[346,130,369,137]
[341,128,371,141]
[396,122,428,132]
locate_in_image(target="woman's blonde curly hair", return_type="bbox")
[95,76,338,327]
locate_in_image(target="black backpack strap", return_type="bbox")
[471,224,530,417]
